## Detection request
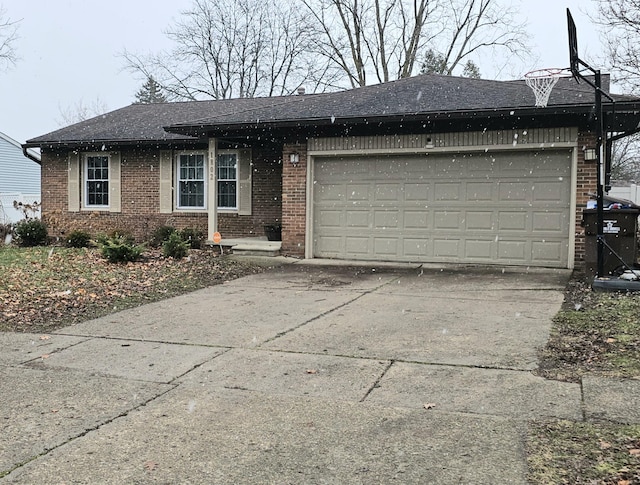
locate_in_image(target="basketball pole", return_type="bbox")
[567,8,615,278]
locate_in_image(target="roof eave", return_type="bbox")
[23,136,203,150]
[165,103,624,137]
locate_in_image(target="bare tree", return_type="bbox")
[57,97,109,126]
[610,133,640,182]
[122,0,327,100]
[0,5,20,71]
[302,0,528,87]
[594,0,640,93]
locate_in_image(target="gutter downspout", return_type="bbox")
[22,146,41,165]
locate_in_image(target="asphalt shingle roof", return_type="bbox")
[25,72,638,146]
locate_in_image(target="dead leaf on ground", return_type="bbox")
[618,480,631,485]
[599,440,612,449]
[629,448,640,456]
[39,335,51,340]
[41,354,50,359]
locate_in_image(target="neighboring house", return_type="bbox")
[0,131,41,224]
[23,73,640,269]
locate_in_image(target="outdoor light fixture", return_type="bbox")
[584,148,597,161]
[290,153,300,166]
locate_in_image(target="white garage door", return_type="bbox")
[312,150,572,267]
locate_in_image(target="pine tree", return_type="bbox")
[134,76,167,104]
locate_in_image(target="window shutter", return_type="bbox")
[159,150,173,213]
[109,152,121,213]
[238,148,252,216]
[68,152,80,212]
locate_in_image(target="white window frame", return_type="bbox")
[83,153,110,209]
[175,151,207,211]
[217,149,239,211]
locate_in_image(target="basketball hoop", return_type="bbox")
[524,68,571,107]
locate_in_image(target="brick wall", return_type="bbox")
[40,144,282,242]
[281,143,307,258]
[574,131,598,266]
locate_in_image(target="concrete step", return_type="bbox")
[207,238,282,257]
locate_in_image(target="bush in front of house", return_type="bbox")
[162,231,189,259]
[65,230,92,248]
[179,227,205,249]
[14,219,48,247]
[99,233,145,263]
[150,225,176,248]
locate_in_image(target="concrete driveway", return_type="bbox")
[0,262,589,483]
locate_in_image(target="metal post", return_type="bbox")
[595,70,604,277]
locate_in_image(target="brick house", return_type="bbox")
[23,73,640,269]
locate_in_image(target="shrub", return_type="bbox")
[162,231,189,259]
[150,225,176,248]
[65,230,92,248]
[100,234,145,263]
[14,219,48,247]
[179,227,205,249]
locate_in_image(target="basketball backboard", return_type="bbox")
[567,8,580,77]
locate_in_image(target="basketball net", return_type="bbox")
[524,68,569,107]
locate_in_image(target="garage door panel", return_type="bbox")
[346,210,369,228]
[347,184,370,201]
[434,211,462,230]
[374,211,399,228]
[404,239,428,257]
[434,239,460,257]
[316,184,345,202]
[499,182,529,201]
[313,150,572,267]
[532,212,565,232]
[498,212,528,231]
[374,238,398,256]
[533,182,569,203]
[435,183,460,201]
[316,236,343,254]
[498,240,527,261]
[465,239,494,259]
[317,210,342,228]
[532,240,565,263]
[465,211,493,230]
[404,183,430,201]
[345,237,369,255]
[404,211,428,229]
[375,184,400,201]
[466,182,493,201]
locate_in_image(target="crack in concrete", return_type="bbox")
[0,383,178,480]
[360,360,395,402]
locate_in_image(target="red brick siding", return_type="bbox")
[40,145,282,242]
[281,143,307,257]
[574,132,598,266]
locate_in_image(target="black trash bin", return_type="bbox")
[583,208,640,278]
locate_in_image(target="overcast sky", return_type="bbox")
[0,0,606,144]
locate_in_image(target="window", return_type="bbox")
[217,152,238,209]
[84,155,109,207]
[177,153,206,209]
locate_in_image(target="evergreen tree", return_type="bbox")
[134,76,167,104]
[420,49,481,78]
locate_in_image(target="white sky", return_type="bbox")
[0,0,606,144]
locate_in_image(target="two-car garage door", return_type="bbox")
[312,150,573,268]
